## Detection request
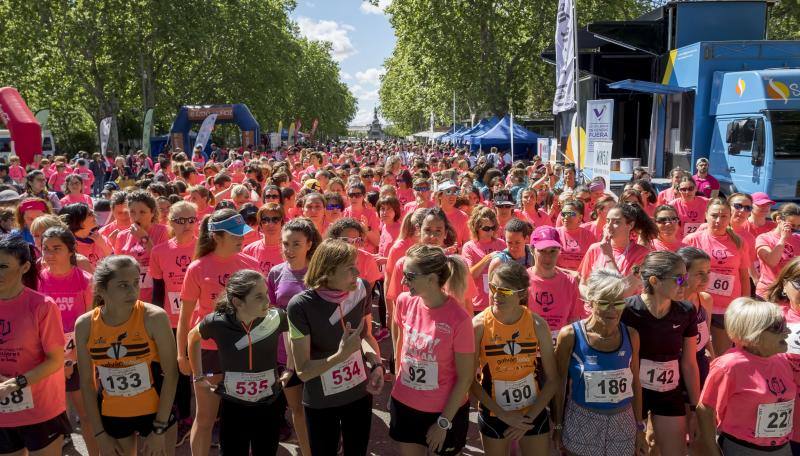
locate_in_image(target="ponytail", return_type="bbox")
[443,255,468,303]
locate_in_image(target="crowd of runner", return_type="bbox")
[0,142,799,455]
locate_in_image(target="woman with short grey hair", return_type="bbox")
[697,298,794,455]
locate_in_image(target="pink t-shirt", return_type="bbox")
[746,219,777,239]
[391,293,474,412]
[378,222,402,258]
[150,238,197,328]
[99,220,130,238]
[756,231,800,299]
[554,226,597,271]
[180,252,260,350]
[38,267,93,333]
[74,167,95,193]
[113,223,170,302]
[9,165,25,182]
[700,347,796,447]
[528,268,583,340]
[577,242,651,296]
[670,197,709,238]
[656,187,677,206]
[0,288,66,426]
[649,237,687,252]
[387,255,477,309]
[781,305,800,442]
[242,239,284,277]
[684,230,749,313]
[522,208,553,229]
[60,193,94,208]
[396,188,414,207]
[461,238,507,312]
[343,205,381,252]
[385,238,416,298]
[75,236,110,267]
[580,220,604,240]
[48,171,69,191]
[443,207,470,247]
[356,248,383,285]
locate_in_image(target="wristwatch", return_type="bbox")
[14,375,28,390]
[637,421,646,432]
[436,416,452,431]
[152,421,168,435]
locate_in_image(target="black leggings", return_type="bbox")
[220,395,285,456]
[374,279,387,328]
[304,394,373,456]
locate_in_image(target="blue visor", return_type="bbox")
[208,214,252,237]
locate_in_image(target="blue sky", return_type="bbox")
[293,0,395,126]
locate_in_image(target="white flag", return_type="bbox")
[553,0,576,114]
[194,113,218,152]
[99,117,113,155]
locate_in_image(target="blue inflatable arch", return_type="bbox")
[168,104,260,155]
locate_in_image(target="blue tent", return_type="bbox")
[459,116,499,145]
[438,125,468,143]
[471,116,539,156]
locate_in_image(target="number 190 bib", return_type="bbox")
[494,374,536,411]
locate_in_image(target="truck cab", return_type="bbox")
[708,69,800,201]
[0,129,56,160]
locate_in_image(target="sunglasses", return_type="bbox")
[594,300,627,310]
[339,236,363,245]
[348,192,363,198]
[264,194,280,200]
[655,216,680,224]
[678,187,695,193]
[489,283,525,296]
[561,211,577,218]
[766,319,788,334]
[402,270,423,282]
[326,204,343,211]
[731,203,753,212]
[440,188,458,195]
[789,279,800,291]
[362,174,374,178]
[260,216,282,224]
[414,187,431,192]
[661,274,687,286]
[480,225,496,232]
[171,216,197,225]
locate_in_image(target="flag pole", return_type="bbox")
[452,90,456,145]
[572,0,582,178]
[510,99,515,163]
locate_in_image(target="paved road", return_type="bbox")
[65,321,488,455]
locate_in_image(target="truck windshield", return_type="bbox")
[770,111,800,159]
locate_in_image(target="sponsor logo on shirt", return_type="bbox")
[711,249,729,263]
[53,296,75,311]
[175,255,191,273]
[535,292,554,313]
[768,377,789,398]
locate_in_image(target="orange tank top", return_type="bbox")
[478,307,540,415]
[87,300,160,417]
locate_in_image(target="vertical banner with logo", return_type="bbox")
[287,122,296,146]
[141,108,154,157]
[34,109,50,131]
[590,140,613,187]
[553,0,576,114]
[585,99,614,169]
[537,138,552,163]
[194,113,218,152]
[99,116,113,156]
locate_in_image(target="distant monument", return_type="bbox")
[367,108,385,140]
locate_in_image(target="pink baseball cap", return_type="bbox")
[531,226,561,250]
[751,192,775,206]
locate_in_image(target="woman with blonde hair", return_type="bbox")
[461,206,506,313]
[287,239,384,456]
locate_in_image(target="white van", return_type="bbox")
[0,129,56,160]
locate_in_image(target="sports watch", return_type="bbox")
[436,416,452,431]
[14,375,28,390]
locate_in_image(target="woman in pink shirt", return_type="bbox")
[581,195,615,240]
[242,204,285,276]
[519,187,553,229]
[8,156,25,184]
[59,175,93,208]
[301,192,326,234]
[650,205,688,252]
[47,163,69,194]
[343,182,380,252]
[60,203,112,268]
[434,181,470,248]
[384,209,425,321]
[728,193,759,281]
[578,203,655,297]
[176,209,258,456]
[99,192,132,239]
[38,227,97,455]
[554,200,597,271]
[187,185,214,224]
[395,171,414,207]
[656,167,686,206]
[747,192,777,237]
[377,196,402,258]
[462,206,506,313]
[670,176,709,239]
[403,177,433,215]
[756,203,800,299]
[0,234,69,455]
[685,197,750,356]
[112,191,169,302]
[390,244,475,455]
[697,298,794,455]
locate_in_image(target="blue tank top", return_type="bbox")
[568,320,633,410]
[496,246,533,268]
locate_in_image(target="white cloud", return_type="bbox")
[350,84,379,102]
[360,0,392,15]
[355,67,385,86]
[296,17,357,62]
[341,71,353,80]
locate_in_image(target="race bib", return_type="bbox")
[0,387,33,413]
[400,357,439,391]
[167,291,181,315]
[584,368,633,403]
[683,222,701,236]
[755,400,794,438]
[64,331,77,361]
[320,351,367,396]
[97,363,152,397]
[223,370,275,402]
[139,271,153,289]
[640,359,679,392]
[787,323,800,355]
[706,271,734,297]
[696,322,710,352]
[494,373,536,411]
[483,274,490,294]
